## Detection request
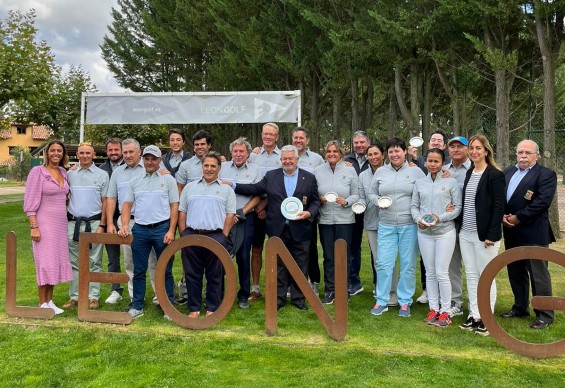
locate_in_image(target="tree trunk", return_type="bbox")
[534,3,561,237]
[423,66,432,142]
[394,66,415,133]
[310,72,320,152]
[365,80,374,131]
[410,63,419,137]
[388,82,397,140]
[351,77,359,133]
[333,88,342,142]
[494,68,511,168]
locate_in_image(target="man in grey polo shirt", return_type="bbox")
[63,142,108,310]
[176,129,213,193]
[179,152,236,318]
[118,145,179,319]
[220,137,261,309]
[106,139,158,309]
[247,122,282,301]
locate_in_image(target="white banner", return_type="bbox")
[85,91,301,124]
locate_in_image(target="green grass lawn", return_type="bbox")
[1,201,564,387]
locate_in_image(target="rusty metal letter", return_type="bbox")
[78,232,133,324]
[155,234,237,329]
[478,246,565,358]
[264,237,347,341]
[5,231,54,319]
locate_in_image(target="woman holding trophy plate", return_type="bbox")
[314,140,359,305]
[411,148,462,327]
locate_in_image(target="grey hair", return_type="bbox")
[352,130,370,142]
[122,138,140,150]
[263,122,279,134]
[280,144,299,158]
[229,137,252,154]
[516,139,540,154]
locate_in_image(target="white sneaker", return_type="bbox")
[48,300,64,315]
[388,292,398,307]
[152,296,159,305]
[40,303,51,309]
[105,291,123,304]
[416,290,428,304]
[449,303,464,317]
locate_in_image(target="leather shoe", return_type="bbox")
[63,299,78,309]
[530,319,551,330]
[88,299,99,310]
[292,302,308,311]
[500,310,530,318]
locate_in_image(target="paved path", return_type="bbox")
[0,185,25,203]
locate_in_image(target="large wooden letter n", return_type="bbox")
[264,237,347,341]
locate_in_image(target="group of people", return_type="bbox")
[23,124,557,334]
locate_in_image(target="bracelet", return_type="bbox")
[98,224,106,228]
[30,224,38,229]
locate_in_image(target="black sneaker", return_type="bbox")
[322,291,335,305]
[459,316,479,331]
[238,299,250,310]
[474,321,489,336]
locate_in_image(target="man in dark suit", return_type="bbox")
[234,145,320,310]
[501,139,557,330]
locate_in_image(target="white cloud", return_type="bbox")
[0,0,123,92]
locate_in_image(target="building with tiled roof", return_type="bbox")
[0,123,53,165]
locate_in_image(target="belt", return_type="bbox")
[187,227,222,235]
[136,220,169,228]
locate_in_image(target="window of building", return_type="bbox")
[16,126,26,135]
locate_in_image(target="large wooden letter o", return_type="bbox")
[478,246,565,358]
[154,234,237,329]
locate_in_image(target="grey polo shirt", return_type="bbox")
[67,163,109,218]
[176,155,203,185]
[179,178,236,231]
[359,167,379,231]
[314,161,359,225]
[159,150,187,170]
[444,158,472,191]
[106,162,146,214]
[124,171,179,225]
[248,146,281,177]
[219,161,262,209]
[298,149,324,173]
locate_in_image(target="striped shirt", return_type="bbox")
[179,178,236,230]
[125,171,179,225]
[219,161,261,209]
[106,162,146,214]
[67,163,108,218]
[462,171,482,232]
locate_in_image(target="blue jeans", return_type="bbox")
[376,224,417,306]
[131,222,175,310]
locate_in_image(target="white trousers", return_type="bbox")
[459,229,499,320]
[418,229,456,313]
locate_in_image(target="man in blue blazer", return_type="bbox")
[501,140,557,329]
[234,145,321,310]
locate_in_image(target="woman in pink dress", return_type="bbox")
[23,140,73,314]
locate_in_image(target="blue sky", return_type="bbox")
[1,0,123,92]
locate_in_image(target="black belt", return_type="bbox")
[136,219,169,228]
[187,227,222,235]
[67,212,102,242]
